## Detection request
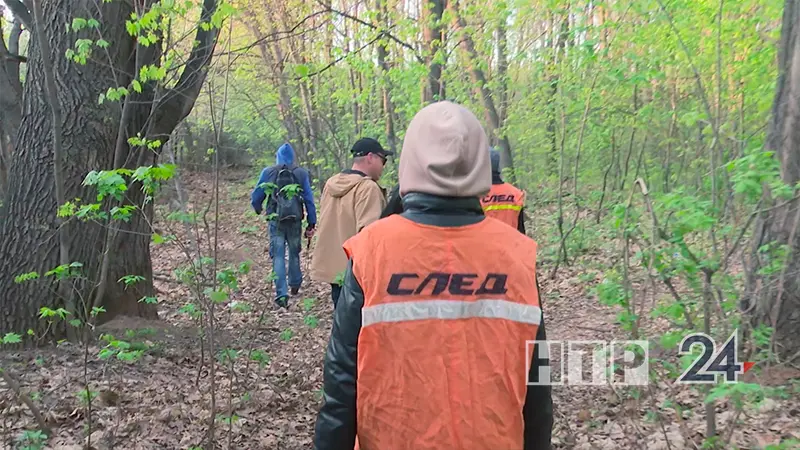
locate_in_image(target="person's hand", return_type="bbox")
[304,224,316,239]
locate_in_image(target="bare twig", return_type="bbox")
[299,32,385,80]
[316,0,424,64]
[722,406,743,445]
[0,368,50,435]
[227,9,329,56]
[565,73,600,264]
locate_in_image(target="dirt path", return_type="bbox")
[1,169,798,449]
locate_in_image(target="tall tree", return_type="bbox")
[0,0,221,337]
[0,10,24,196]
[421,0,445,103]
[449,0,515,179]
[746,0,800,359]
[376,0,398,154]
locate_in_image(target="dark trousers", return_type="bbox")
[331,283,342,308]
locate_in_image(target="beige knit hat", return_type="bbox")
[398,101,491,198]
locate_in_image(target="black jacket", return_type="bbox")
[380,184,403,218]
[313,193,554,450]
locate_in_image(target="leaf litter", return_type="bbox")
[0,169,798,449]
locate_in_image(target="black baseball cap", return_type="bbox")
[351,137,394,158]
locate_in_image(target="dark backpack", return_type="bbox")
[269,165,303,223]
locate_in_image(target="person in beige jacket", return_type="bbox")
[311,138,392,307]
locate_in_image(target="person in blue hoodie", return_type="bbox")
[251,143,317,308]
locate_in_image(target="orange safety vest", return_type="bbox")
[480,183,525,229]
[343,215,542,449]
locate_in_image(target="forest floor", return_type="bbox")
[2,168,800,450]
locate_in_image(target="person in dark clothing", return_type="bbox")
[380,184,403,218]
[313,101,553,450]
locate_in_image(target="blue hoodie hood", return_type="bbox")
[276,143,295,166]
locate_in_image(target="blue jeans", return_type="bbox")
[268,221,302,300]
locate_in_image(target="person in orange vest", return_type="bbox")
[481,148,527,233]
[313,101,553,450]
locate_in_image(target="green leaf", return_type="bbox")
[71,17,88,32]
[209,290,228,303]
[14,272,40,283]
[132,79,142,93]
[304,315,319,329]
[279,328,294,342]
[295,64,310,77]
[2,333,22,344]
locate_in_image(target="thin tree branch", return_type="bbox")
[316,0,424,64]
[227,9,329,56]
[300,32,384,80]
[654,0,718,143]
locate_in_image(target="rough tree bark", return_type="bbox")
[0,0,220,337]
[746,0,800,359]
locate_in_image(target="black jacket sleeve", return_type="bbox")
[517,208,527,235]
[380,185,403,218]
[523,275,553,450]
[314,259,364,450]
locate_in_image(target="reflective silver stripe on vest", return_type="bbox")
[361,299,542,327]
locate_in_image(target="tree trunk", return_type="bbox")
[450,0,515,181]
[245,18,305,154]
[0,0,219,338]
[422,0,445,103]
[0,15,24,196]
[278,4,323,181]
[376,0,397,154]
[496,5,509,128]
[747,0,800,359]
[546,12,568,176]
